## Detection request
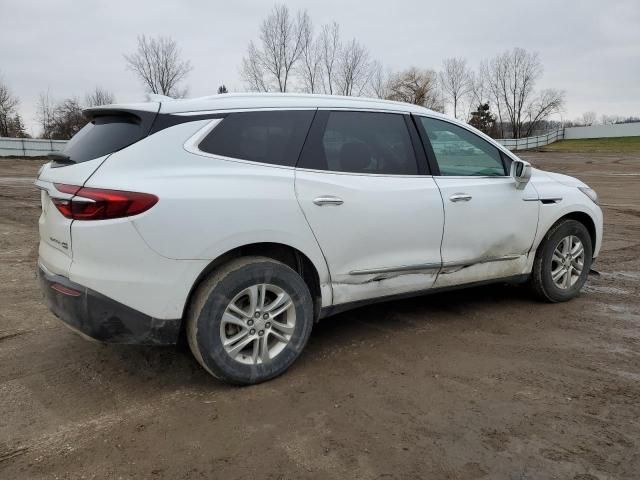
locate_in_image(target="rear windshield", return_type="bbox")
[63,114,146,163]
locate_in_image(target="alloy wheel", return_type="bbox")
[220,284,296,365]
[550,235,585,289]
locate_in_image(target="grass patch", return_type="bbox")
[540,136,640,153]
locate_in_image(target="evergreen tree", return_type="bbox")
[8,114,29,138]
[217,84,228,94]
[469,103,497,137]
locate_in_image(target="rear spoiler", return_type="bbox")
[82,104,162,137]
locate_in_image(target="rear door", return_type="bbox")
[36,107,158,275]
[295,110,444,305]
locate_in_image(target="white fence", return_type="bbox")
[0,137,67,157]
[2,122,639,158]
[497,123,640,150]
[564,122,640,139]
[496,129,564,151]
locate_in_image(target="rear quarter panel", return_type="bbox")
[85,120,332,307]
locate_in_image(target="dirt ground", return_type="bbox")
[1,150,639,480]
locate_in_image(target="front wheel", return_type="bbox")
[531,219,593,302]
[186,257,314,385]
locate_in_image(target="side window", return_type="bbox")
[419,117,506,176]
[198,110,315,167]
[298,111,418,175]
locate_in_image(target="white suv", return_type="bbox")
[36,93,603,384]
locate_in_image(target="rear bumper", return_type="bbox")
[37,263,181,345]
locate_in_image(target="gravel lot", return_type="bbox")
[1,150,639,479]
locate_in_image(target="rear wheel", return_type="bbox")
[186,256,314,385]
[531,219,592,302]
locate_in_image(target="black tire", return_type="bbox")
[531,219,593,302]
[186,256,314,385]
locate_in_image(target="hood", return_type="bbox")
[533,168,588,188]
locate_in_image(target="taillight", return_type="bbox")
[52,183,158,220]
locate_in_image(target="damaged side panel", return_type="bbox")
[332,271,439,306]
[433,255,529,288]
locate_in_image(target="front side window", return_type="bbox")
[298,111,418,175]
[198,110,315,167]
[419,117,506,176]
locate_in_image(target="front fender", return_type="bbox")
[527,174,603,269]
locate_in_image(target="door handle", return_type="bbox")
[313,196,344,206]
[449,193,472,202]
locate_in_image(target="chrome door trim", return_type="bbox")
[523,197,563,203]
[440,254,522,273]
[348,254,523,277]
[349,263,441,276]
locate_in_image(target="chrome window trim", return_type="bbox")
[183,109,432,178]
[433,175,512,180]
[175,107,318,116]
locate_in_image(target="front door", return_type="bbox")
[295,110,444,305]
[415,115,539,288]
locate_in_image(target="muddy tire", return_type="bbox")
[531,219,592,302]
[186,256,314,385]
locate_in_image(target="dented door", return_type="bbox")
[433,176,539,287]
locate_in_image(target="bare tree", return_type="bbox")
[439,57,472,119]
[523,88,565,136]
[0,75,19,137]
[601,114,622,125]
[386,67,443,111]
[51,98,86,139]
[581,111,597,126]
[479,59,506,137]
[464,70,491,121]
[241,42,269,92]
[37,91,56,139]
[319,22,341,94]
[37,93,86,140]
[336,38,372,96]
[124,35,192,98]
[297,19,323,93]
[367,61,389,99]
[484,48,564,138]
[497,48,540,138]
[241,4,308,92]
[85,87,115,107]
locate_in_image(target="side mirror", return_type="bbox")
[510,159,532,190]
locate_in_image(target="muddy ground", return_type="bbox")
[0,151,639,479]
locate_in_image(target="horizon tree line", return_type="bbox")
[0,3,635,140]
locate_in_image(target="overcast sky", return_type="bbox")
[2,0,639,135]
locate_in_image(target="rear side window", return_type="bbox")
[418,117,506,176]
[198,110,315,167]
[298,111,418,175]
[63,115,146,163]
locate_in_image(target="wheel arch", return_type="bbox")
[534,210,598,259]
[559,211,597,253]
[181,242,326,327]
